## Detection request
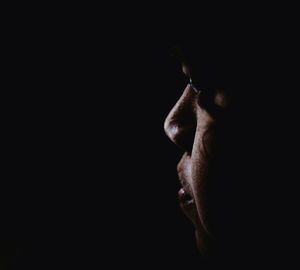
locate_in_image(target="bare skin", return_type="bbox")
[164,64,230,255]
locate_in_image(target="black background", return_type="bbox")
[1,9,202,269]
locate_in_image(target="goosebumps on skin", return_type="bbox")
[164,70,228,255]
[164,41,243,258]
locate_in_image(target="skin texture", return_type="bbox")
[164,64,230,255]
